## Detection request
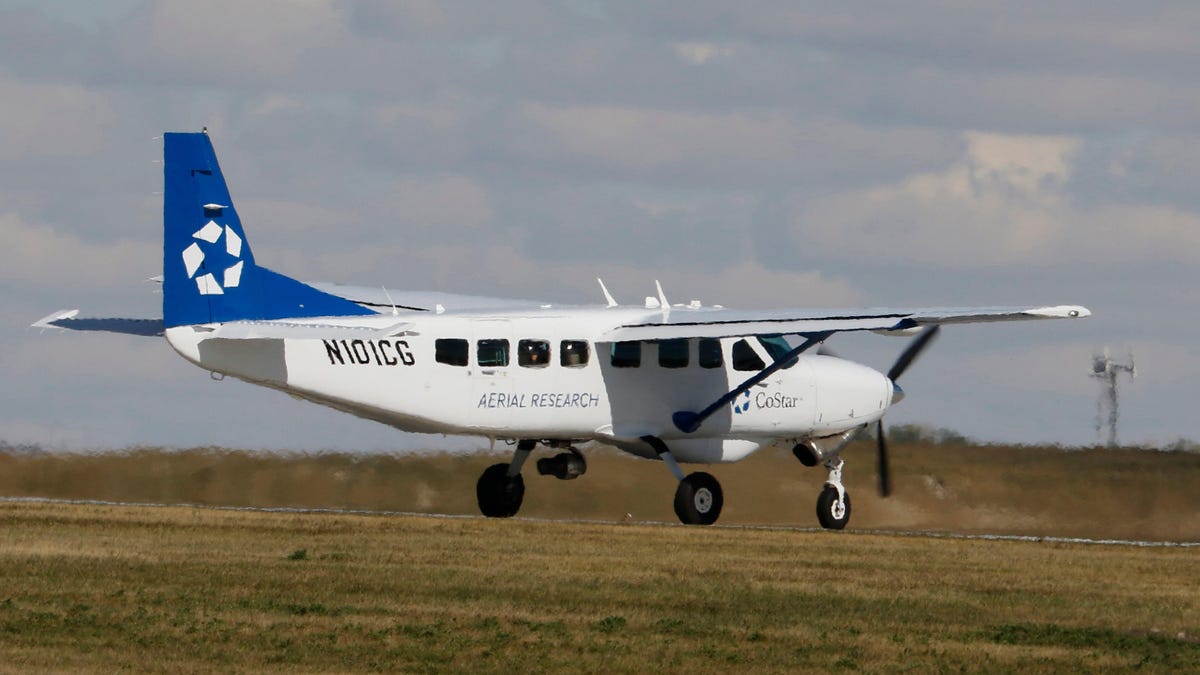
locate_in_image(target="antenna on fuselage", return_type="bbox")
[381,286,399,317]
[654,280,670,308]
[597,278,618,307]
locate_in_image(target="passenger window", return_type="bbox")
[560,340,589,368]
[732,339,765,371]
[435,338,469,366]
[658,338,688,368]
[477,339,509,367]
[518,339,550,368]
[610,341,641,368]
[698,338,723,369]
[758,336,798,369]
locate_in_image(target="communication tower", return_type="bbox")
[1090,347,1136,447]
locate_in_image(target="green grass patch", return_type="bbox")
[0,502,1196,671]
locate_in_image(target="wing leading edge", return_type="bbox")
[600,305,1090,341]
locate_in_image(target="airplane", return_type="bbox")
[34,131,1090,529]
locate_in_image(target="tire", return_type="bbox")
[476,463,525,518]
[673,472,723,525]
[816,485,851,530]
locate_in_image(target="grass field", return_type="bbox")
[0,501,1197,673]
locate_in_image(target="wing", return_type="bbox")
[32,310,164,337]
[600,305,1090,341]
[202,319,413,340]
[307,282,551,314]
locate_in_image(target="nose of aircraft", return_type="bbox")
[891,380,905,405]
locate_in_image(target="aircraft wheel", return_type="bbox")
[476,463,524,518]
[673,472,723,525]
[816,485,851,530]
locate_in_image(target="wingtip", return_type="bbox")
[1028,305,1091,319]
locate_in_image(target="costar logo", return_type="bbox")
[731,390,751,414]
[181,220,243,295]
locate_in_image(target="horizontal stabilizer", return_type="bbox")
[32,310,164,337]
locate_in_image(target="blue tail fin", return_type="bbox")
[162,132,375,328]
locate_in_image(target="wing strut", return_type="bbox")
[672,332,831,434]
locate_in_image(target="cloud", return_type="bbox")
[378,174,495,231]
[0,213,158,289]
[510,102,960,187]
[671,42,734,65]
[116,0,345,83]
[0,73,117,162]
[958,342,1120,396]
[4,1,1199,450]
[6,331,177,381]
[791,131,1200,266]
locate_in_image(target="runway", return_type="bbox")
[4,495,1197,548]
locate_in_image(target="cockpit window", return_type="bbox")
[518,339,550,368]
[758,335,798,369]
[435,338,469,366]
[477,339,510,367]
[731,339,765,371]
[658,338,688,368]
[561,340,589,368]
[610,341,641,368]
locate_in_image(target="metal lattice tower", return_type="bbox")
[1090,347,1136,447]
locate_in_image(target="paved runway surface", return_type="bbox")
[6,495,1198,548]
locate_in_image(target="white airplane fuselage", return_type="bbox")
[165,307,894,463]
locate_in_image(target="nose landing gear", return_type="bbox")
[815,457,851,530]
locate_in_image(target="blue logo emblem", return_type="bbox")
[731,390,751,414]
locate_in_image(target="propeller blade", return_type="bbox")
[876,420,892,497]
[887,325,940,381]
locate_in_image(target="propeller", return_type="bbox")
[877,325,940,497]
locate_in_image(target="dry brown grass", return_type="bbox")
[1,441,1198,540]
[0,501,1196,673]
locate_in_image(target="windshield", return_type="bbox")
[757,336,798,369]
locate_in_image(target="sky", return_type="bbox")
[2,1,1198,453]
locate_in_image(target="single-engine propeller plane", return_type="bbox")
[35,131,1090,528]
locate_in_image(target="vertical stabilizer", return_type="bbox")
[162,132,374,328]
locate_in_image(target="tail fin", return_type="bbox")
[162,131,375,328]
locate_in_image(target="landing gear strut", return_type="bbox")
[476,439,533,518]
[816,457,851,530]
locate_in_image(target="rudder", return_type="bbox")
[162,131,374,328]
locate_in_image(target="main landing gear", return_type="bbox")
[476,436,725,526]
[476,439,533,518]
[674,471,723,525]
[476,440,589,518]
[641,436,724,526]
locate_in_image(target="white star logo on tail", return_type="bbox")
[181,220,243,295]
